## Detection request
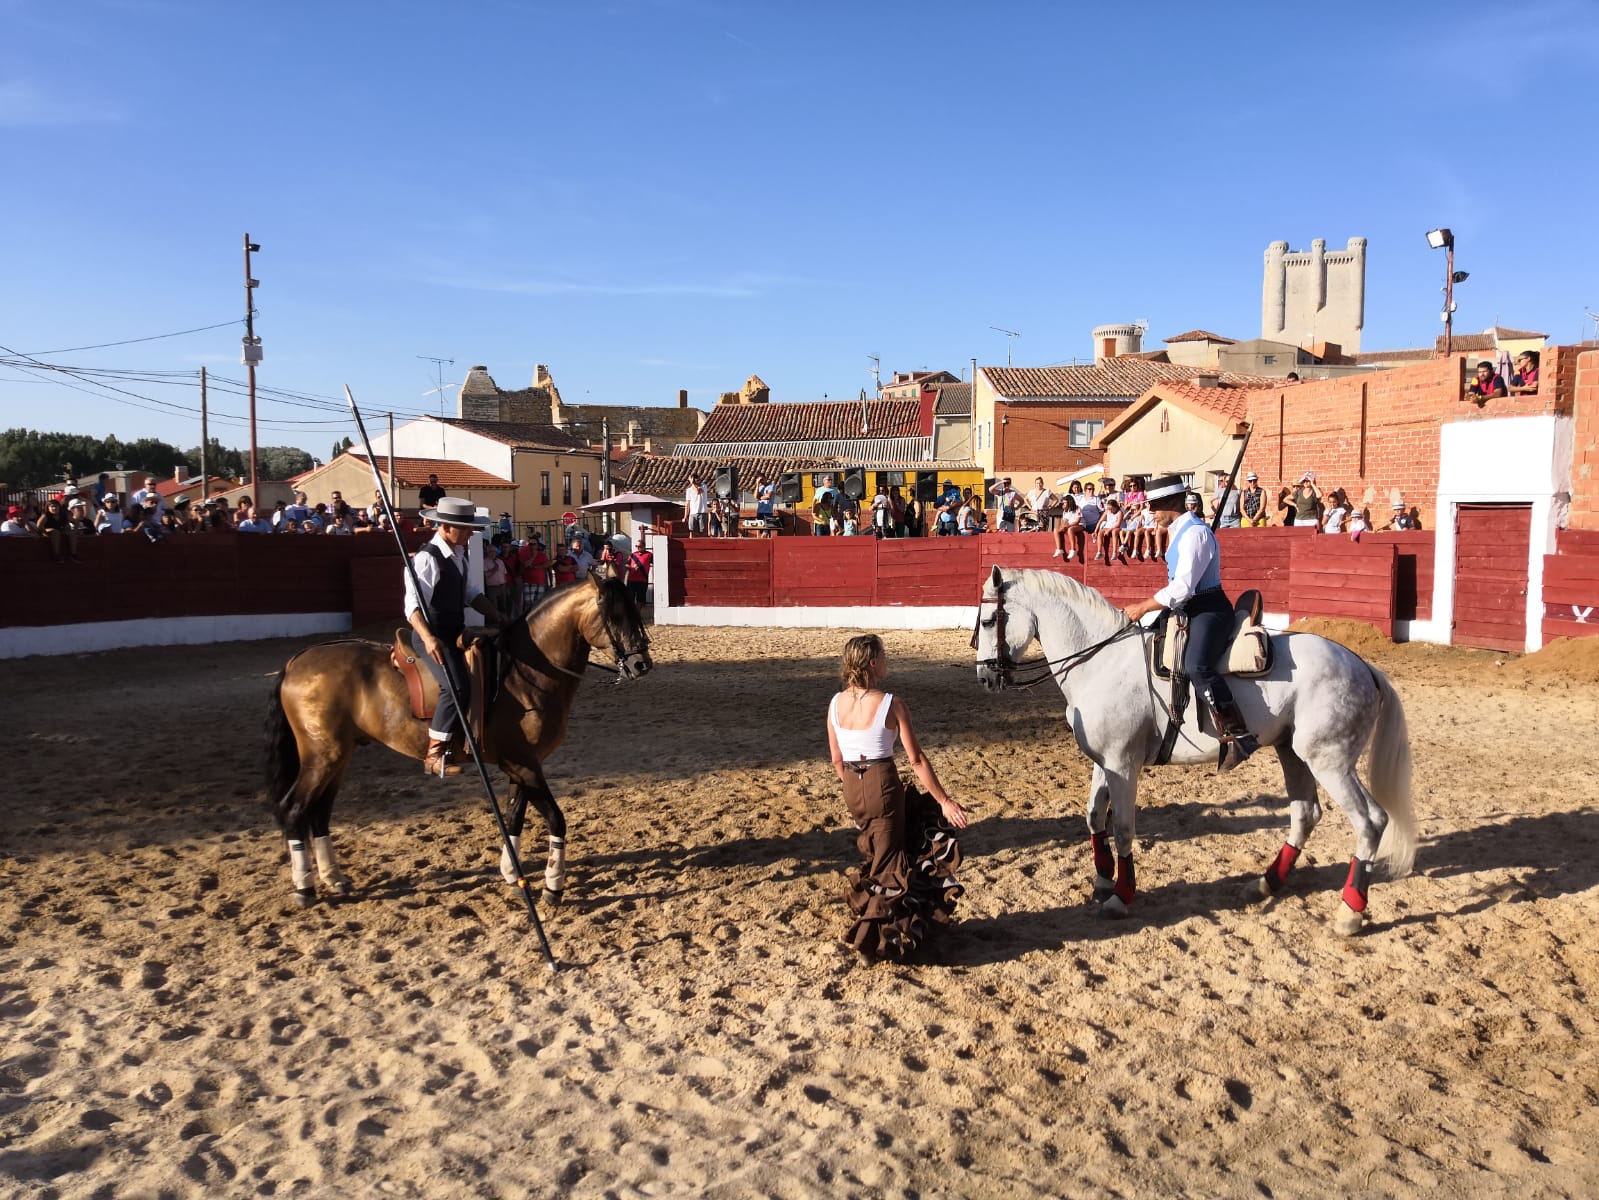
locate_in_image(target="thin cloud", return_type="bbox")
[0,79,123,126]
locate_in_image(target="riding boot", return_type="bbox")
[1206,693,1259,774]
[423,739,463,778]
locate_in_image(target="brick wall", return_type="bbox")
[1240,353,1573,531]
[1570,350,1599,531]
[995,400,1126,479]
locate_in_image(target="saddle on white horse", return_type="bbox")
[1150,588,1272,682]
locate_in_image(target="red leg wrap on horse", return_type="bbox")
[1342,856,1372,913]
[1264,842,1301,893]
[1091,830,1115,880]
[1114,855,1136,904]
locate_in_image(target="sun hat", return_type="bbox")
[1246,471,1258,481]
[1144,474,1188,502]
[420,497,489,528]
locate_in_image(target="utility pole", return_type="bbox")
[387,412,396,504]
[243,234,262,492]
[199,366,209,497]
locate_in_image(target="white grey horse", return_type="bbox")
[973,566,1415,935]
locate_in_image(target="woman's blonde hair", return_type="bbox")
[839,634,884,690]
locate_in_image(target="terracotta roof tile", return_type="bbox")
[693,398,923,443]
[346,453,517,489]
[1150,380,1256,422]
[1162,329,1237,345]
[933,383,971,416]
[444,419,591,452]
[983,359,1268,399]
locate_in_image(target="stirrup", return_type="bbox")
[1217,734,1259,774]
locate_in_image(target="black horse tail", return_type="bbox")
[265,670,300,832]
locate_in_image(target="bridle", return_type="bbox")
[972,584,1143,691]
[500,578,651,685]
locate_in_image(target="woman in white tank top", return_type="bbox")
[827,634,968,961]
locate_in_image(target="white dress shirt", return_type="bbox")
[404,531,484,620]
[1153,512,1219,609]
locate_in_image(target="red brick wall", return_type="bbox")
[995,400,1127,479]
[1240,354,1573,533]
[1570,350,1599,531]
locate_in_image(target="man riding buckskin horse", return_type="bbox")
[405,496,503,777]
[1121,473,1260,773]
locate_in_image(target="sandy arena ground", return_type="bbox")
[3,619,1599,1198]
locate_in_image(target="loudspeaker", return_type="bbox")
[841,468,867,500]
[778,472,803,504]
[915,473,938,503]
[713,465,739,499]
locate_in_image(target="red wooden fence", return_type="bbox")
[1288,539,1398,638]
[1542,528,1599,642]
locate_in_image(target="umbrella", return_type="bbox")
[579,491,682,512]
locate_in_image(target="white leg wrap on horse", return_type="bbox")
[311,835,350,891]
[545,836,567,894]
[288,839,315,892]
[499,835,522,885]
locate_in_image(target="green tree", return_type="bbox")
[257,445,314,482]
[329,436,353,462]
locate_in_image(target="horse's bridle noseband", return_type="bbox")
[974,582,1143,691]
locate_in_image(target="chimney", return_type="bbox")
[534,364,550,386]
[1194,371,1221,389]
[174,465,190,482]
[678,389,688,409]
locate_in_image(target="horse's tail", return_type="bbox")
[1368,665,1416,879]
[265,670,300,833]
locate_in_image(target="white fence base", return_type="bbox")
[0,612,352,660]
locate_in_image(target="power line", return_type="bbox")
[20,319,244,356]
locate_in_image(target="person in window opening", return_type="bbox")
[404,497,502,778]
[1509,350,1540,395]
[1122,475,1260,773]
[1467,360,1507,400]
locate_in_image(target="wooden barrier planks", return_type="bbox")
[878,538,979,606]
[1364,530,1434,620]
[1541,548,1599,640]
[1289,539,1397,637]
[773,538,875,606]
[1453,504,1531,652]
[680,539,773,606]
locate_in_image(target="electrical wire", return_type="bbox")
[21,320,244,356]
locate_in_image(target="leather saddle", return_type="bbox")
[391,627,494,743]
[1150,589,1273,682]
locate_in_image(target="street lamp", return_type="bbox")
[1425,228,1463,356]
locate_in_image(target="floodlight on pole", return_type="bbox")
[1426,228,1461,356]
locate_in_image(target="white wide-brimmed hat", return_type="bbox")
[421,497,489,528]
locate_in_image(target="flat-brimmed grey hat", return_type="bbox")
[421,497,489,528]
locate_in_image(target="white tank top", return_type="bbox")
[829,691,897,761]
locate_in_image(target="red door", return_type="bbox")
[1452,504,1532,652]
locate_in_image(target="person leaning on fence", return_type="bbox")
[1467,360,1508,400]
[404,498,502,779]
[1509,350,1540,395]
[827,633,968,961]
[1239,472,1269,527]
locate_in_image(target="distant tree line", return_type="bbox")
[0,428,314,489]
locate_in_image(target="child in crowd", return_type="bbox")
[1348,507,1370,541]
[1094,498,1124,562]
[1051,494,1084,560]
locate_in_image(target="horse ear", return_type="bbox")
[990,564,1005,591]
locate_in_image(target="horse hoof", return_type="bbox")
[1091,874,1116,903]
[328,880,353,898]
[1097,894,1129,920]
[1240,877,1273,906]
[541,888,564,908]
[1331,902,1367,937]
[293,888,317,909]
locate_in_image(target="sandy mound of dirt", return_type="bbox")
[1504,635,1599,684]
[1286,616,1395,655]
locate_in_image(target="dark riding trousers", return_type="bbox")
[419,543,471,739]
[1178,586,1235,708]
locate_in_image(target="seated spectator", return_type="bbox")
[1321,489,1350,534]
[1348,507,1370,540]
[1093,498,1124,562]
[1052,494,1086,560]
[283,490,312,524]
[270,500,287,529]
[39,496,83,559]
[238,509,273,532]
[1383,502,1418,531]
[1078,483,1101,535]
[2,503,35,536]
[1467,360,1507,400]
[1118,499,1143,559]
[1509,350,1540,395]
[1239,472,1269,527]
[232,495,255,527]
[1132,500,1162,559]
[95,494,126,534]
[281,517,303,534]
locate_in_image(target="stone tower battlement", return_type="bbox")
[1262,236,1367,354]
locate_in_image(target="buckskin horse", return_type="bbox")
[973,566,1415,935]
[265,570,652,907]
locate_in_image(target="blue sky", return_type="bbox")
[3,0,1597,464]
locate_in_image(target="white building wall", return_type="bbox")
[367,417,514,479]
[1427,414,1572,652]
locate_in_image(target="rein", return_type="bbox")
[974,587,1144,691]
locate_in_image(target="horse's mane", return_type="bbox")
[997,568,1124,622]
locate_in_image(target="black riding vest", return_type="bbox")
[419,543,467,640]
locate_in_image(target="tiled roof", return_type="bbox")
[693,398,923,443]
[983,359,1270,399]
[933,383,971,416]
[626,451,973,497]
[1432,327,1548,353]
[1150,380,1255,422]
[153,475,232,498]
[443,419,592,452]
[1163,329,1237,345]
[346,453,517,489]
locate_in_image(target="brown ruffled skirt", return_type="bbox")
[840,762,964,961]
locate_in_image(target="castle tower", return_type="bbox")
[1261,236,1367,353]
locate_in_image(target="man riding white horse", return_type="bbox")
[1121,474,1259,772]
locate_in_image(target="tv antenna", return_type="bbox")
[990,326,1021,367]
[418,355,456,419]
[866,353,881,396]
